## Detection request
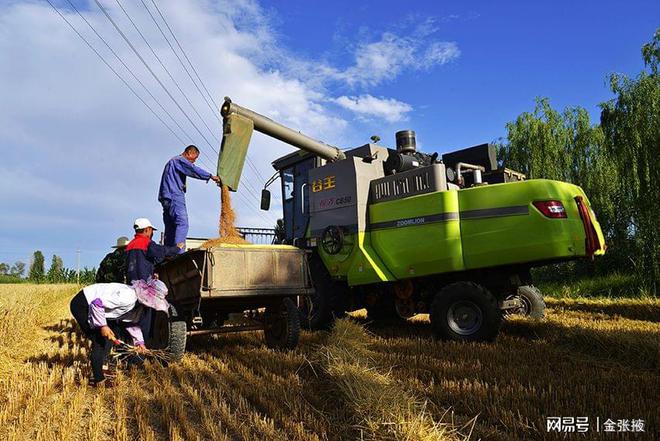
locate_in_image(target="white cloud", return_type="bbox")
[422,41,461,68]
[342,33,416,86]
[333,95,412,123]
[265,24,461,89]
[331,33,460,87]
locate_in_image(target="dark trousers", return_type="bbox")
[70,291,120,382]
[140,307,152,345]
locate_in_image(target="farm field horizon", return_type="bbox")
[0,284,657,440]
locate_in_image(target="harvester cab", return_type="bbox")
[218,97,606,342]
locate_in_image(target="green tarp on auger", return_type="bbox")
[217,113,253,191]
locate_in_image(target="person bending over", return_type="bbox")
[69,278,169,386]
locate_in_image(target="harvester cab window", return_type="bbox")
[280,158,314,244]
[283,169,294,200]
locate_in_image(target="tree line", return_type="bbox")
[0,250,96,284]
[498,30,659,291]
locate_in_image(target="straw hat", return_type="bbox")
[112,236,130,248]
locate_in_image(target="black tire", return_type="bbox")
[300,255,342,330]
[147,306,187,363]
[265,297,301,350]
[507,285,546,319]
[167,320,187,363]
[430,282,502,342]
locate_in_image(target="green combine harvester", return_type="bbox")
[218,97,606,342]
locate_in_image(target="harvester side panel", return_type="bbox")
[368,191,464,279]
[308,153,394,285]
[458,179,605,269]
[313,178,606,286]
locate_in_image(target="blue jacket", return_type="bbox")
[125,235,180,283]
[158,155,212,203]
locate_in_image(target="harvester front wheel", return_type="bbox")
[365,293,405,323]
[430,282,502,342]
[264,297,301,350]
[300,254,342,330]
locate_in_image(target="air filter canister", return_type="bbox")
[395,130,416,153]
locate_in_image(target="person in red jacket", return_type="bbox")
[125,218,182,284]
[125,218,182,343]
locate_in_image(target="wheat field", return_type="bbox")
[0,284,657,440]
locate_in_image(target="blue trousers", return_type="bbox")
[162,198,188,253]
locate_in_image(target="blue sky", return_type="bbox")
[0,0,657,270]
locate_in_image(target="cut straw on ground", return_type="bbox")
[316,319,470,441]
[1,285,657,440]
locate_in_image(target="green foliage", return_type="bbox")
[10,262,25,278]
[0,263,8,275]
[0,274,28,284]
[599,30,660,289]
[499,30,659,292]
[536,272,649,299]
[28,251,45,282]
[46,255,64,283]
[0,254,95,285]
[641,29,660,75]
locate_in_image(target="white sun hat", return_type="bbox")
[133,218,157,231]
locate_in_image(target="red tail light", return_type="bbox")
[533,200,567,218]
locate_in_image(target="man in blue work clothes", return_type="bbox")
[159,145,220,252]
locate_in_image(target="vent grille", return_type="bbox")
[371,167,440,203]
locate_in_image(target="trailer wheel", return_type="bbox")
[430,282,502,342]
[167,320,187,363]
[265,298,300,350]
[504,285,546,319]
[147,306,187,363]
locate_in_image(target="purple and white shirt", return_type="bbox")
[82,283,145,345]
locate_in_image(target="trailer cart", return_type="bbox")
[149,244,313,361]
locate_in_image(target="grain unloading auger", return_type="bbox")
[216,97,606,342]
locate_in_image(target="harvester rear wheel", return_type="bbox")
[430,282,502,342]
[504,285,546,319]
[264,297,300,350]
